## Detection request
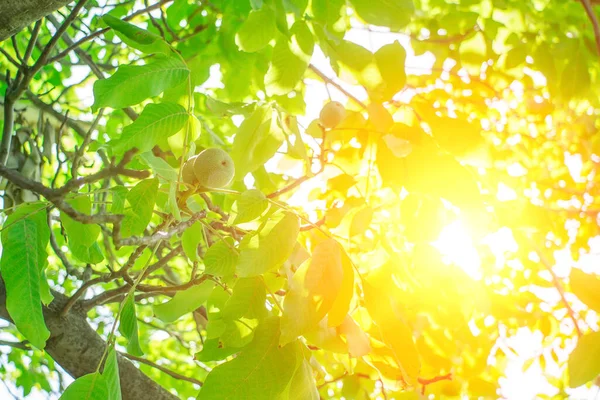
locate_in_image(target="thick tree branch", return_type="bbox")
[0,279,179,400]
[0,0,71,42]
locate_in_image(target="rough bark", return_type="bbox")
[0,0,72,42]
[0,279,179,400]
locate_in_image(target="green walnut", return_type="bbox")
[182,148,235,190]
[182,154,199,186]
[319,101,346,129]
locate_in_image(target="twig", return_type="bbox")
[120,352,203,386]
[114,212,206,247]
[580,0,600,57]
[0,339,31,350]
[48,0,175,63]
[0,48,21,68]
[60,273,115,317]
[22,19,43,65]
[418,373,452,395]
[308,64,368,110]
[72,108,104,178]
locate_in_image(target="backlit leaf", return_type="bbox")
[231,106,285,181]
[234,189,268,224]
[154,280,215,323]
[222,277,267,320]
[204,238,238,278]
[350,206,373,237]
[92,56,190,111]
[235,8,277,53]
[237,213,300,277]
[374,41,407,99]
[349,0,413,30]
[197,317,300,400]
[280,239,344,345]
[568,331,600,388]
[327,249,354,327]
[182,221,203,262]
[570,269,600,313]
[265,22,314,96]
[120,178,159,238]
[110,103,188,155]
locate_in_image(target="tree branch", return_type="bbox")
[580,0,600,57]
[0,279,179,400]
[0,0,71,42]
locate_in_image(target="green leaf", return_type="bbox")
[363,279,420,384]
[349,206,373,237]
[182,221,203,262]
[570,269,600,313]
[222,277,267,320]
[153,280,215,323]
[284,358,318,400]
[0,202,50,349]
[326,249,354,327]
[60,196,103,263]
[234,189,268,224]
[110,103,188,155]
[374,41,407,100]
[59,373,108,400]
[280,239,345,345]
[427,115,483,157]
[92,56,190,111]
[167,114,202,157]
[568,331,600,388]
[197,317,300,400]
[111,186,128,214]
[231,106,285,180]
[330,40,380,89]
[103,14,171,55]
[204,238,239,278]
[119,293,143,356]
[70,241,104,265]
[559,52,591,100]
[235,8,277,53]
[120,178,159,238]
[367,103,393,133]
[237,213,300,277]
[102,349,122,400]
[194,338,242,362]
[312,0,344,25]
[265,22,314,96]
[139,151,179,183]
[349,0,413,29]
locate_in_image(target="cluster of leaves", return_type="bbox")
[1,0,600,399]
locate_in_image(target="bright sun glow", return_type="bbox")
[432,220,482,280]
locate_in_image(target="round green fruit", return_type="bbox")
[193,148,235,190]
[319,101,346,129]
[182,155,198,186]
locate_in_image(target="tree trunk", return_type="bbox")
[0,279,180,400]
[0,0,71,42]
